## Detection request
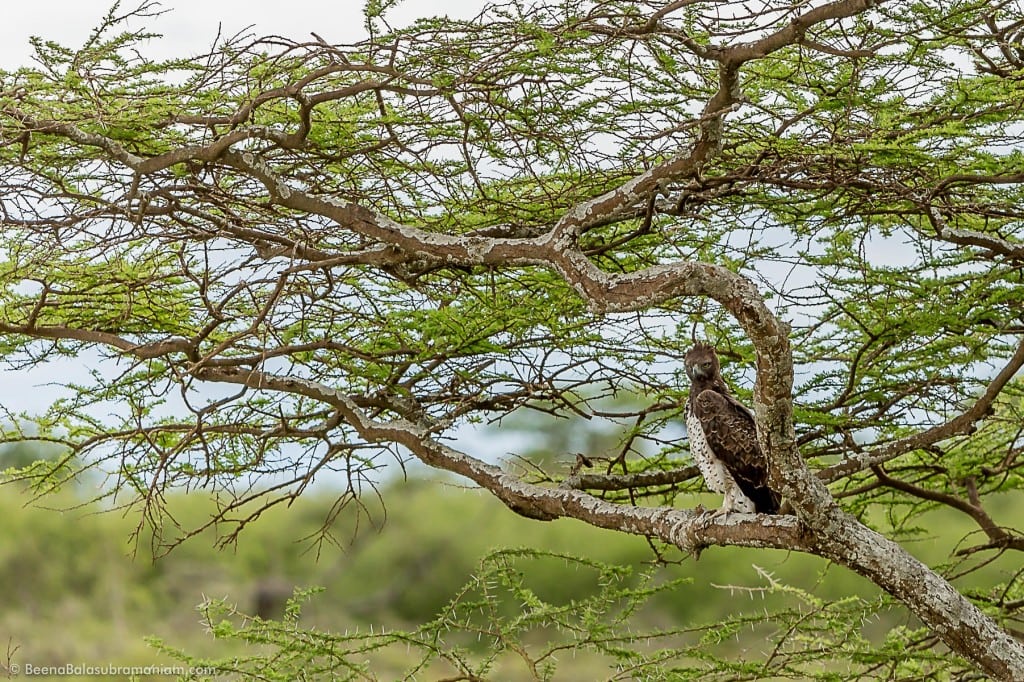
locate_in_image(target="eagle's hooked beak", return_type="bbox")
[688,361,713,379]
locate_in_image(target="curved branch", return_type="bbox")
[192,364,813,552]
[870,465,1024,553]
[820,337,1024,483]
[722,0,884,67]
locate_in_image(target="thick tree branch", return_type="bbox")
[192,364,813,552]
[720,0,883,66]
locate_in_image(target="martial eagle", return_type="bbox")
[684,342,780,515]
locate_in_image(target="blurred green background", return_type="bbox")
[1,438,1020,680]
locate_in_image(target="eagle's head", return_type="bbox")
[684,342,719,382]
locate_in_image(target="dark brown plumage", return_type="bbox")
[684,342,780,514]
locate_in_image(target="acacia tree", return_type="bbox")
[2,0,1024,677]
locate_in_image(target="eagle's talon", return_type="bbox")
[693,505,725,532]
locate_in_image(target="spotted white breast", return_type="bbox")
[686,409,728,493]
[686,406,756,513]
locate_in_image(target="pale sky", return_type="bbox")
[0,1,489,69]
